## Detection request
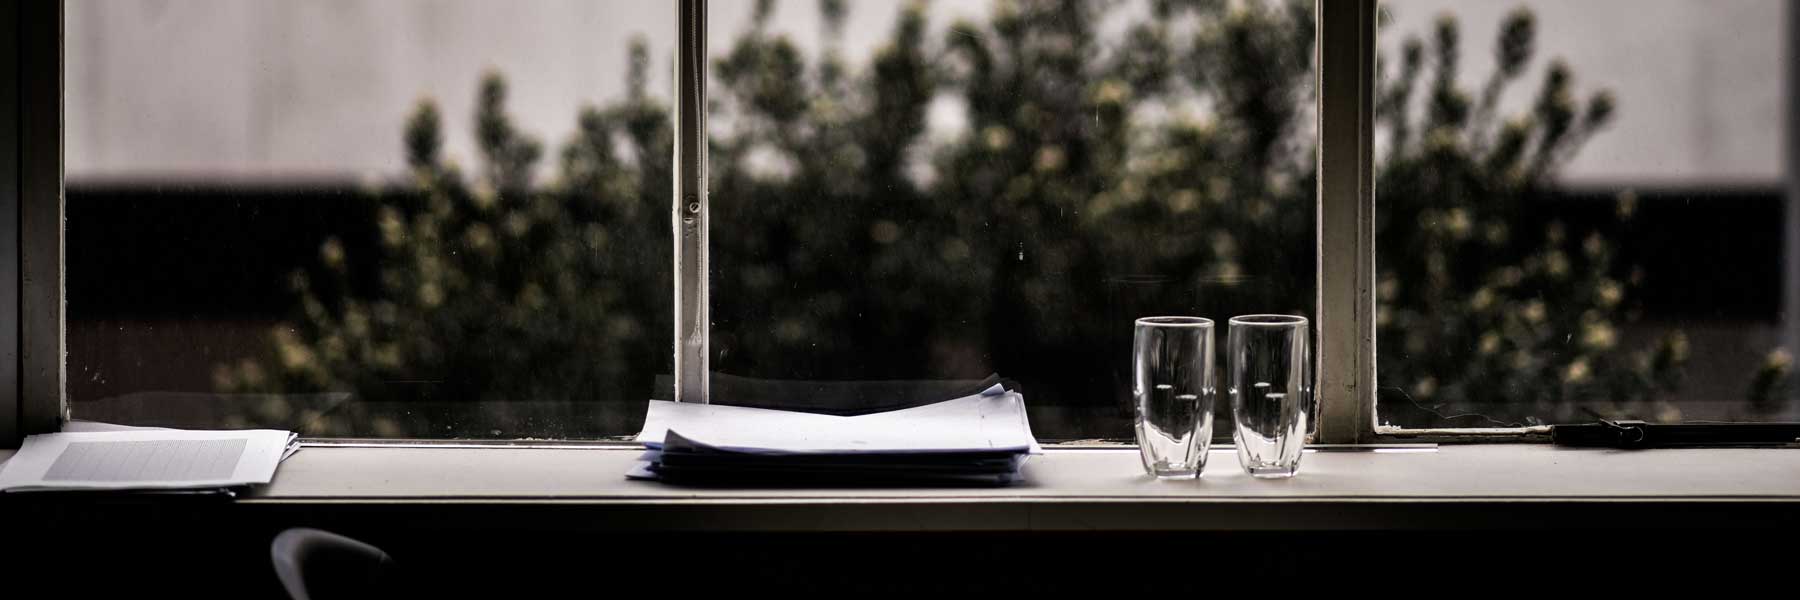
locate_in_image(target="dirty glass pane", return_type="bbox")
[66,0,674,438]
[706,0,1318,439]
[1375,0,1797,427]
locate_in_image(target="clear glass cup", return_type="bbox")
[1132,317,1216,478]
[1229,315,1311,478]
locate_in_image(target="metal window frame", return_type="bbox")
[1313,0,1379,445]
[2,0,62,448]
[674,0,709,405]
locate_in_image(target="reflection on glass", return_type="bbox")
[66,0,674,438]
[707,0,1318,440]
[1376,0,1795,427]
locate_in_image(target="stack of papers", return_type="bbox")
[629,383,1041,485]
[0,426,299,493]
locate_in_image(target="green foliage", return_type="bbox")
[221,1,1752,436]
[218,48,671,436]
[1748,349,1792,414]
[1373,9,1681,425]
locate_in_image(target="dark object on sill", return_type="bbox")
[271,527,398,600]
[1552,419,1800,449]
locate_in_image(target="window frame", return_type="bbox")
[1313,0,1378,445]
[0,0,1561,447]
[673,0,709,406]
[4,0,64,448]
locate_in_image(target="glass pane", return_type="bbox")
[707,0,1318,439]
[1375,0,1796,427]
[66,0,674,438]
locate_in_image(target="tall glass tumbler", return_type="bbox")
[1228,315,1311,478]
[1132,317,1216,478]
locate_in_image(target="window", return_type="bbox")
[704,0,1316,440]
[50,0,1321,442]
[64,0,674,438]
[9,0,1793,446]
[1374,0,1797,430]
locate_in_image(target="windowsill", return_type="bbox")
[10,444,1791,531]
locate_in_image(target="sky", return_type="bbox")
[64,0,1788,187]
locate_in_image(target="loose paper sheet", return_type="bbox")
[0,429,295,492]
[635,384,1042,455]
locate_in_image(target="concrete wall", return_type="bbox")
[68,0,1785,185]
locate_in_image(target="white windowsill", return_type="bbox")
[6,444,1797,531]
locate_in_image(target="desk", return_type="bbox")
[226,444,1800,530]
[9,444,1800,526]
[7,444,1798,593]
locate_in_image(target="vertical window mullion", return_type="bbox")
[11,0,64,442]
[0,0,62,444]
[1315,0,1378,444]
[0,2,19,446]
[673,0,709,404]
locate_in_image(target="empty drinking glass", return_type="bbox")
[1132,317,1215,478]
[1228,315,1311,478]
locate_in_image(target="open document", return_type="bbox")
[0,429,297,493]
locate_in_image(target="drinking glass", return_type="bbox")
[1228,315,1311,478]
[1132,317,1215,478]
